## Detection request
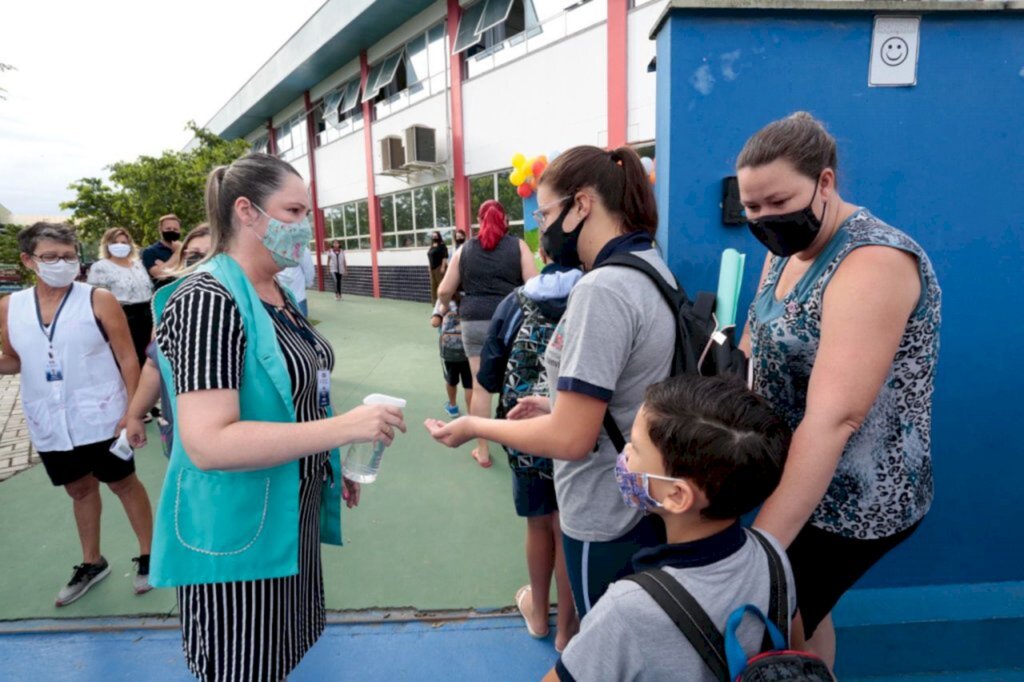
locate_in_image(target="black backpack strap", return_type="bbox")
[623,569,730,682]
[748,529,789,651]
[598,253,688,310]
[602,408,626,453]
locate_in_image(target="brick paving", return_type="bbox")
[0,374,38,482]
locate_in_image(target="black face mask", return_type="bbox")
[162,230,180,243]
[541,199,585,269]
[747,181,825,257]
[455,237,465,245]
[185,253,207,268]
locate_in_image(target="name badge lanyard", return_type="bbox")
[35,287,72,382]
[263,301,332,408]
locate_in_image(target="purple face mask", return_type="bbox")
[614,452,683,514]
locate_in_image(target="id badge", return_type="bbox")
[317,369,331,408]
[45,357,64,382]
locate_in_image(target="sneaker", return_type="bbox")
[132,554,153,595]
[56,557,110,606]
[444,402,460,419]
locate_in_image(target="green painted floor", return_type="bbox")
[0,291,531,621]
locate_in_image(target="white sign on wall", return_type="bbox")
[869,16,921,87]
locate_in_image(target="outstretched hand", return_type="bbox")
[507,395,552,421]
[424,416,476,448]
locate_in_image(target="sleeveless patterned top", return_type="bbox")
[748,209,941,539]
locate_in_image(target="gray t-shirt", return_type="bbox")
[559,529,797,682]
[545,248,675,542]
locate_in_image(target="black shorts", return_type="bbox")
[38,438,136,487]
[787,519,922,638]
[511,470,558,517]
[444,360,472,389]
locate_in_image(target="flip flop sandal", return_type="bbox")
[515,585,549,639]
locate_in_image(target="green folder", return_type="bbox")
[715,248,746,329]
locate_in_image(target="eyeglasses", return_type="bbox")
[532,196,572,229]
[32,254,79,265]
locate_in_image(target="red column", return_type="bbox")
[447,0,471,234]
[360,51,382,298]
[607,0,629,149]
[303,91,326,292]
[267,118,278,156]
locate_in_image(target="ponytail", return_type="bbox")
[541,145,658,237]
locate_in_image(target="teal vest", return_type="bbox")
[149,254,342,588]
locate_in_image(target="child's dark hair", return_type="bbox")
[642,375,791,520]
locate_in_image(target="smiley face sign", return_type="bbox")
[869,16,920,87]
[880,37,909,67]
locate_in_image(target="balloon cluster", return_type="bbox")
[508,150,559,199]
[640,156,656,185]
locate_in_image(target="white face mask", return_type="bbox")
[108,243,132,258]
[36,261,79,288]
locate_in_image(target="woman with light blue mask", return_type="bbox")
[149,153,407,681]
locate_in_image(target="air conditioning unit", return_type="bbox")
[404,125,436,165]
[380,136,405,172]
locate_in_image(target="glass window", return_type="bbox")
[394,191,413,232]
[344,204,358,237]
[470,174,496,221]
[361,62,387,102]
[413,187,434,231]
[357,201,369,236]
[252,135,269,154]
[382,234,398,249]
[415,231,434,247]
[434,183,453,227]
[476,0,515,34]
[496,170,524,222]
[275,121,293,153]
[359,236,371,249]
[453,2,486,54]
[322,90,344,128]
[340,80,361,115]
[380,195,395,234]
[427,24,446,77]
[406,34,429,87]
[366,51,404,101]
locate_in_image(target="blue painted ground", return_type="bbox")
[2,615,1023,681]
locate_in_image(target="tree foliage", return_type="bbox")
[60,122,252,246]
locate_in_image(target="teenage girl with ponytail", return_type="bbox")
[428,146,676,631]
[436,199,538,467]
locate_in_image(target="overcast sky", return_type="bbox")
[1,0,326,216]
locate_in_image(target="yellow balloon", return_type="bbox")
[511,153,526,169]
[510,169,525,186]
[523,157,536,177]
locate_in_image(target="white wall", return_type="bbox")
[627,1,661,144]
[344,249,428,267]
[462,23,608,175]
[372,93,451,197]
[315,130,369,207]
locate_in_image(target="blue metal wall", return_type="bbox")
[655,9,1024,588]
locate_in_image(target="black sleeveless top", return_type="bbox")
[459,235,524,321]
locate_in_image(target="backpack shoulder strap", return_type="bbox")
[623,569,730,682]
[748,529,789,649]
[597,252,687,307]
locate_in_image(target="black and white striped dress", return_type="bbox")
[156,272,336,682]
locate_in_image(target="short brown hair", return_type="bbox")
[158,214,181,229]
[540,145,657,237]
[18,222,78,255]
[736,111,838,182]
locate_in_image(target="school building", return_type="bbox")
[201,0,661,302]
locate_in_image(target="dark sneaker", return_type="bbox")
[132,554,152,595]
[56,557,110,606]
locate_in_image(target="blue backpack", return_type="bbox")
[439,308,467,362]
[624,530,834,682]
[495,289,559,476]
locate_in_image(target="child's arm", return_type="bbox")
[126,360,162,448]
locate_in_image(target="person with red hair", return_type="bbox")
[437,200,538,467]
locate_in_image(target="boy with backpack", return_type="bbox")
[546,375,831,682]
[478,260,582,652]
[431,294,473,419]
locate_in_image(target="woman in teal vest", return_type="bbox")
[151,153,406,681]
